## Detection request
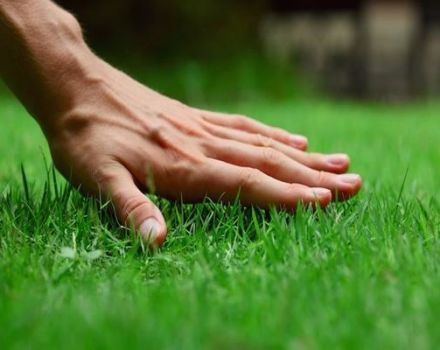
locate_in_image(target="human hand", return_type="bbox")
[45,54,361,246]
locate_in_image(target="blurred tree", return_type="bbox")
[55,0,268,59]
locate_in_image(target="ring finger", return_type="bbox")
[205,139,362,199]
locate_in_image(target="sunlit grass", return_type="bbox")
[0,67,439,349]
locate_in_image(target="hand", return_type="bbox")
[46,55,362,246]
[0,1,362,246]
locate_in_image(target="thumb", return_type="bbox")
[99,163,167,246]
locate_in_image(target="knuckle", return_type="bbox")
[164,159,199,184]
[138,119,152,135]
[261,147,282,169]
[197,136,221,155]
[185,124,211,138]
[147,124,166,142]
[233,115,251,128]
[255,134,273,147]
[316,171,328,186]
[169,159,193,176]
[93,164,119,187]
[199,112,214,123]
[238,168,263,191]
[160,158,208,199]
[308,153,323,166]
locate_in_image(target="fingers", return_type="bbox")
[98,163,167,246]
[201,111,308,150]
[206,140,362,199]
[195,159,332,210]
[203,123,349,174]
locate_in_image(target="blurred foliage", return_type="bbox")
[107,53,309,105]
[0,53,308,105]
[56,0,268,59]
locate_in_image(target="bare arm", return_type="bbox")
[0,1,91,131]
[0,0,362,246]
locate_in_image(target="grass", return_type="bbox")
[0,62,440,349]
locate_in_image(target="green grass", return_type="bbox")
[0,72,440,349]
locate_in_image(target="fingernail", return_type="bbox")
[338,174,361,185]
[139,218,161,243]
[311,188,331,198]
[326,154,349,166]
[290,135,308,148]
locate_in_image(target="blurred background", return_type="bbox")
[1,1,439,195]
[41,0,440,102]
[52,0,440,101]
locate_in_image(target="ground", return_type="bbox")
[0,61,439,349]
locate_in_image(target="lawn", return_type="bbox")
[0,62,439,349]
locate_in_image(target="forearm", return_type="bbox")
[0,0,93,132]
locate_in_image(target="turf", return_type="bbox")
[0,75,439,349]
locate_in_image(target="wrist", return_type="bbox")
[33,43,100,137]
[0,1,96,134]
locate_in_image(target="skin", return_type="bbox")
[0,0,362,246]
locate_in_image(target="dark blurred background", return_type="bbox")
[54,0,440,101]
